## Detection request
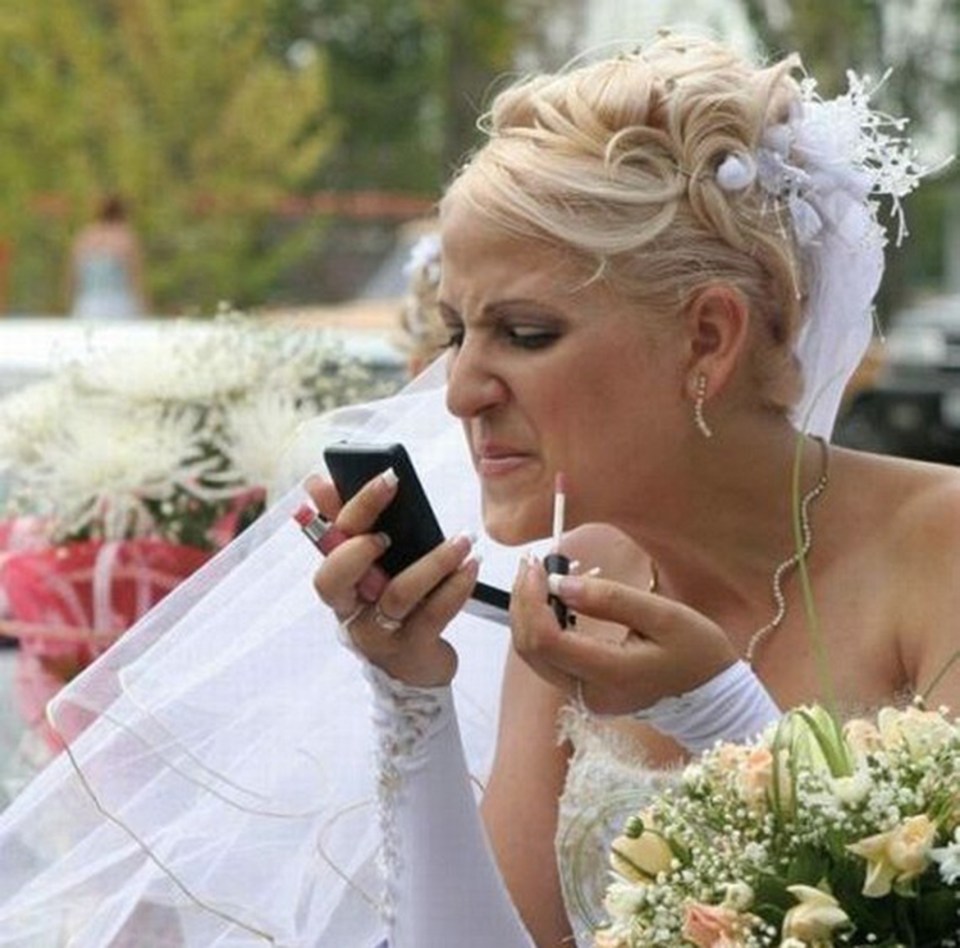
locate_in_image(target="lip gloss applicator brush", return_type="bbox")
[544,472,574,629]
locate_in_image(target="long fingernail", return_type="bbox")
[380,467,399,489]
[547,574,584,601]
[451,531,477,552]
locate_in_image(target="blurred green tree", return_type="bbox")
[0,0,334,312]
[267,0,566,192]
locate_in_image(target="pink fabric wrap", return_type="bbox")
[0,537,211,748]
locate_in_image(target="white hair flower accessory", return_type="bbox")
[403,232,442,285]
[715,152,757,191]
[716,71,932,438]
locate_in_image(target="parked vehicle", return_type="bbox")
[0,311,405,399]
[834,295,960,461]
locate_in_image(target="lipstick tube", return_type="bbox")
[294,505,389,602]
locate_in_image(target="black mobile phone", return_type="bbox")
[324,442,444,577]
[323,441,510,618]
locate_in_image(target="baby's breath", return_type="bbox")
[596,704,960,948]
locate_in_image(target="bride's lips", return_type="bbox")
[474,445,532,478]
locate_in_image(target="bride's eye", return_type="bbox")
[441,324,464,349]
[506,326,559,350]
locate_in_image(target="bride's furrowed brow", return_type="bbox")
[438,298,565,324]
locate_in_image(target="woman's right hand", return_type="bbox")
[306,471,479,688]
[509,525,738,715]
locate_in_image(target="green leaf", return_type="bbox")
[912,882,959,946]
[784,845,829,885]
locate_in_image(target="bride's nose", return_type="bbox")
[445,337,508,419]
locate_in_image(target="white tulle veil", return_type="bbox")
[0,360,523,947]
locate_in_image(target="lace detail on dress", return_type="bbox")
[556,702,677,948]
[365,664,453,930]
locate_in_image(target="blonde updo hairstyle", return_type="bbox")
[442,33,808,415]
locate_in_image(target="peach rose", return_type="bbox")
[736,746,773,806]
[842,718,883,762]
[847,814,937,896]
[682,902,748,948]
[735,746,792,811]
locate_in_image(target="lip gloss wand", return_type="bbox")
[543,472,574,629]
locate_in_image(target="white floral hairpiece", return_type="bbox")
[403,232,442,285]
[715,71,931,439]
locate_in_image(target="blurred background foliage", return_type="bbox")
[0,0,333,312]
[0,0,956,315]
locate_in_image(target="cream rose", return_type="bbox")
[609,812,673,884]
[781,885,850,943]
[847,814,937,896]
[877,706,956,759]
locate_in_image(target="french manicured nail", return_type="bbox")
[380,467,399,489]
[547,574,584,600]
[451,531,478,549]
[461,552,483,572]
[376,532,392,549]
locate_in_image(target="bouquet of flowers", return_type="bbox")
[596,702,960,948]
[0,314,394,756]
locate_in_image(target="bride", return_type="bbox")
[0,31,956,948]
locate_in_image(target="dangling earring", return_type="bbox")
[693,372,713,439]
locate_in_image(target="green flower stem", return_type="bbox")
[792,433,839,719]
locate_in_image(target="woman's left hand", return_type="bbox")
[510,556,737,715]
[306,472,479,687]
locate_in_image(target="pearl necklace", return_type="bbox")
[648,437,830,666]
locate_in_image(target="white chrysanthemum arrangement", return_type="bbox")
[595,703,960,948]
[0,316,393,548]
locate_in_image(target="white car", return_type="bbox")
[0,311,406,399]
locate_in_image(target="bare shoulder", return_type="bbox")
[831,447,960,537]
[832,447,960,703]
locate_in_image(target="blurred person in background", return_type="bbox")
[67,193,149,320]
